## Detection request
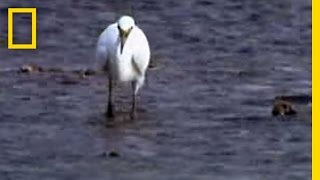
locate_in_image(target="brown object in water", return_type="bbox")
[272,99,297,116]
[19,64,43,73]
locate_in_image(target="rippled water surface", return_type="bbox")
[0,0,311,179]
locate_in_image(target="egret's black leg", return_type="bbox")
[107,77,114,118]
[145,72,149,88]
[130,81,137,120]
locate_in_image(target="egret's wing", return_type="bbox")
[131,27,150,75]
[131,58,142,75]
[95,23,118,72]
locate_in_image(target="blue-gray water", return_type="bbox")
[0,0,311,180]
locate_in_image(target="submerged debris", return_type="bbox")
[272,99,297,116]
[19,64,97,78]
[17,64,101,86]
[19,64,43,73]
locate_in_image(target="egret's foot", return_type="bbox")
[106,103,115,118]
[106,111,115,119]
[130,111,136,120]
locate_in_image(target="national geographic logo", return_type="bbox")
[8,8,37,49]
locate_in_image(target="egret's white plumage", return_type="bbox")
[96,15,150,118]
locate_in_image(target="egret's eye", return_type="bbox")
[117,25,123,36]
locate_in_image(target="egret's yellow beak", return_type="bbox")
[118,26,132,54]
[120,33,126,54]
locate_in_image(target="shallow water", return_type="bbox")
[0,0,311,180]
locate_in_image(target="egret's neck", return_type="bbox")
[116,41,132,61]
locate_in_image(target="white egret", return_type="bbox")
[96,15,150,119]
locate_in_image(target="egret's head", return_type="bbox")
[117,16,135,54]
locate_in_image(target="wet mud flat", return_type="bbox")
[0,0,311,180]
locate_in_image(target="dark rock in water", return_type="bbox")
[100,151,120,158]
[108,151,120,158]
[19,64,43,73]
[272,100,297,116]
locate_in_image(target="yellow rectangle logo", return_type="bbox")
[8,8,37,49]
